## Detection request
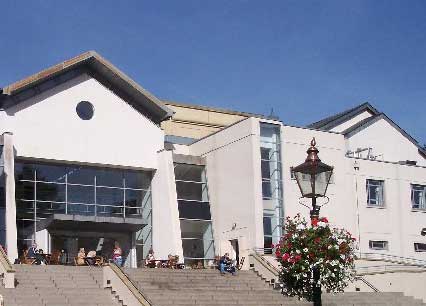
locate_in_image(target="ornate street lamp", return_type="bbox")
[291,138,334,306]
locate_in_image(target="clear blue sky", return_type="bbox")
[0,1,425,144]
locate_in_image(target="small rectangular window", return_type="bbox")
[414,243,426,252]
[369,240,388,250]
[411,184,426,210]
[366,179,385,207]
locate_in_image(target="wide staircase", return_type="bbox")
[123,268,426,306]
[124,268,309,306]
[0,265,120,306]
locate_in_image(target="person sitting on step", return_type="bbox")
[112,241,123,267]
[76,248,86,266]
[219,253,236,276]
[85,250,97,266]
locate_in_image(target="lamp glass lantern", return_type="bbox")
[291,138,334,199]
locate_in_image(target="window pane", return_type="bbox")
[35,164,66,183]
[67,166,96,185]
[95,168,123,187]
[68,185,94,204]
[16,180,34,200]
[264,236,273,250]
[174,164,204,182]
[15,163,36,181]
[263,217,272,236]
[178,201,211,220]
[180,219,213,239]
[262,181,272,199]
[261,160,271,179]
[176,181,207,201]
[125,189,150,208]
[125,171,151,190]
[36,182,65,202]
[96,187,123,207]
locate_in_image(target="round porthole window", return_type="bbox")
[76,101,94,120]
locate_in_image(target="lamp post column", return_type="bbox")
[311,197,322,306]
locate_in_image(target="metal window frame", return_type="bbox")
[369,240,389,250]
[366,179,385,207]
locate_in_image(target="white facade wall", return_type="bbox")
[190,118,264,261]
[0,73,164,169]
[346,118,425,166]
[352,158,426,259]
[151,151,183,261]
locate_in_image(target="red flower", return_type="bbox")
[275,249,281,258]
[315,237,321,244]
[294,255,302,262]
[320,217,329,223]
[271,243,275,248]
[311,218,318,227]
[282,253,290,262]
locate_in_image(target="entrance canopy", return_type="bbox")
[37,214,146,233]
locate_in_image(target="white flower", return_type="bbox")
[303,248,308,253]
[296,249,301,254]
[318,221,326,227]
[297,224,305,230]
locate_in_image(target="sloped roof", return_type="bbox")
[0,51,174,124]
[307,102,379,130]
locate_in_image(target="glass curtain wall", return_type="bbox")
[260,123,284,250]
[14,160,152,257]
[174,163,215,267]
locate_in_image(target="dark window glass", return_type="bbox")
[35,164,66,183]
[264,236,273,250]
[96,187,123,207]
[67,166,96,185]
[414,243,426,252]
[174,164,204,182]
[16,180,34,200]
[261,147,270,160]
[68,185,94,204]
[178,201,211,220]
[16,219,34,239]
[15,163,36,181]
[125,171,151,190]
[262,181,272,199]
[182,239,205,258]
[263,217,272,236]
[76,101,94,120]
[125,189,149,208]
[176,181,205,201]
[36,182,65,202]
[95,169,123,188]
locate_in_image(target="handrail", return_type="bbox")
[108,263,153,306]
[356,264,426,276]
[355,276,380,292]
[0,247,14,273]
[359,253,426,267]
[250,252,279,277]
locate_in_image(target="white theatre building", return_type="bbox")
[0,51,425,272]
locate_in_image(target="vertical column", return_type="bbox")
[2,132,18,262]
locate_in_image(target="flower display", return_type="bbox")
[274,214,356,301]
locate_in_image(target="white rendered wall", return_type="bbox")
[0,73,164,170]
[190,118,264,257]
[351,158,426,259]
[280,125,358,235]
[346,118,426,166]
[151,150,184,261]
